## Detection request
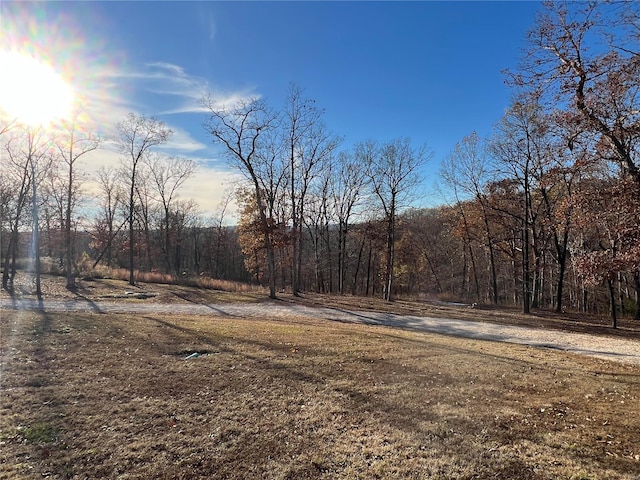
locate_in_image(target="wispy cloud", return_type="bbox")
[75,59,256,221]
[208,15,217,42]
[87,61,258,156]
[107,62,257,116]
[105,62,207,114]
[159,125,208,153]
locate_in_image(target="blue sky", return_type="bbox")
[2,1,542,218]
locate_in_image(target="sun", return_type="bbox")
[0,50,75,126]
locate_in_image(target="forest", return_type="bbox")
[1,1,639,324]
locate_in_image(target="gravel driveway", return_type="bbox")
[3,298,640,366]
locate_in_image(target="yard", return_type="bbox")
[1,287,639,478]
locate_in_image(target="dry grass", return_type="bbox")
[3,273,266,305]
[77,264,266,295]
[1,307,639,479]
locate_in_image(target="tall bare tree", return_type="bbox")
[304,165,333,293]
[145,154,195,274]
[115,113,171,286]
[1,126,54,297]
[441,132,499,304]
[365,138,431,301]
[92,166,125,268]
[284,84,339,295]
[490,100,553,314]
[2,132,34,290]
[56,112,102,289]
[203,96,281,298]
[330,150,368,294]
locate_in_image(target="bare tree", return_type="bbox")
[133,163,155,272]
[283,84,340,295]
[41,165,66,265]
[489,100,552,314]
[1,134,33,290]
[365,138,431,301]
[115,113,172,286]
[1,126,54,296]
[303,165,333,293]
[92,167,125,268]
[531,117,584,313]
[515,0,639,181]
[441,132,499,304]
[145,154,196,274]
[330,150,368,294]
[203,96,281,298]
[56,112,102,288]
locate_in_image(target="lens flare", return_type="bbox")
[0,2,120,133]
[0,51,75,126]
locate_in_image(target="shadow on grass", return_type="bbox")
[5,310,639,478]
[170,289,236,316]
[6,309,76,477]
[72,291,104,313]
[134,314,531,446]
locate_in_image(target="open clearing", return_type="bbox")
[1,276,640,479]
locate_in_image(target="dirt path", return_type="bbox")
[2,298,640,366]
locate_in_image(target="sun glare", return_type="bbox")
[0,51,75,126]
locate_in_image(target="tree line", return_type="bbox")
[1,1,638,322]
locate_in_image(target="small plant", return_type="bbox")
[24,377,48,388]
[21,422,59,443]
[571,474,593,480]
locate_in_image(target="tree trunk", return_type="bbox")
[532,253,542,309]
[633,271,640,321]
[425,252,443,294]
[2,232,17,291]
[522,218,531,314]
[480,202,498,304]
[365,246,372,297]
[338,221,346,294]
[31,161,42,299]
[266,236,277,299]
[128,178,135,286]
[488,239,498,304]
[384,198,396,302]
[65,145,75,290]
[607,277,617,329]
[290,143,300,296]
[554,231,569,313]
[352,231,366,295]
[164,208,173,274]
[3,172,30,291]
[327,223,334,294]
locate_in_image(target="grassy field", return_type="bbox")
[1,300,640,479]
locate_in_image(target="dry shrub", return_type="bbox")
[136,270,174,284]
[184,275,266,293]
[79,263,265,294]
